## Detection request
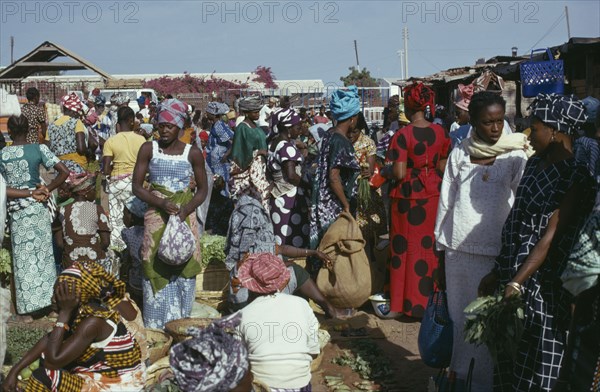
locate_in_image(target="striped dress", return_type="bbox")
[26,321,144,391]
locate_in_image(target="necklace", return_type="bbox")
[482,167,490,182]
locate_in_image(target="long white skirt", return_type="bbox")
[445,249,494,392]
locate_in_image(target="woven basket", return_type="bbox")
[520,48,564,97]
[145,328,173,365]
[164,318,215,343]
[196,259,230,293]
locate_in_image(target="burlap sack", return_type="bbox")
[316,212,371,308]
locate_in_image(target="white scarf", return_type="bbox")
[463,128,535,159]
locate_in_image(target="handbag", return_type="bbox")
[520,48,564,97]
[158,215,196,266]
[418,289,453,368]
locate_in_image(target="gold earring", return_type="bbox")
[551,132,556,142]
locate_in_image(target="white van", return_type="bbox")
[100,88,158,112]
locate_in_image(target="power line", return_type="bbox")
[528,11,566,52]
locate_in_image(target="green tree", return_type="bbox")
[340,67,380,104]
[340,67,378,88]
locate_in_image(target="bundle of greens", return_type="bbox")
[357,153,371,211]
[357,178,371,211]
[463,291,525,364]
[199,235,226,269]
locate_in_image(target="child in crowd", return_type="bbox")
[54,172,112,273]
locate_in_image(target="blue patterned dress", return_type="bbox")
[494,156,595,391]
[206,120,234,196]
[141,141,198,329]
[0,144,60,314]
[308,131,359,273]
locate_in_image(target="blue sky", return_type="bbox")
[1,1,599,85]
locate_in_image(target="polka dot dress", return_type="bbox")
[386,124,450,317]
[267,140,310,247]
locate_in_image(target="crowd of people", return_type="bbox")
[0,80,598,391]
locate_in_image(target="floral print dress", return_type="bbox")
[58,201,111,270]
[0,144,60,314]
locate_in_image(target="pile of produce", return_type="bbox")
[463,291,524,363]
[199,235,226,269]
[5,327,48,365]
[332,340,391,386]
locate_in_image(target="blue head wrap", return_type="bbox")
[329,85,360,121]
[137,96,146,106]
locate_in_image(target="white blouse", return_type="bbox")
[434,143,528,257]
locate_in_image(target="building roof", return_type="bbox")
[0,41,112,80]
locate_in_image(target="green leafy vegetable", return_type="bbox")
[0,248,12,287]
[463,289,524,364]
[199,235,227,269]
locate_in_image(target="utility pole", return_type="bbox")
[402,27,409,79]
[397,50,405,80]
[10,36,14,64]
[565,6,571,40]
[354,40,360,70]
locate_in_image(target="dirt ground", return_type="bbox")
[2,306,436,392]
[312,307,437,392]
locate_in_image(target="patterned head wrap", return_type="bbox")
[94,95,106,106]
[66,172,97,194]
[528,93,588,135]
[170,313,249,392]
[404,83,436,116]
[329,85,360,121]
[238,96,263,113]
[206,102,230,116]
[157,98,188,129]
[581,96,600,124]
[61,93,83,114]
[237,252,291,294]
[57,262,126,325]
[270,108,301,136]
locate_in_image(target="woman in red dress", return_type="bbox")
[382,83,450,317]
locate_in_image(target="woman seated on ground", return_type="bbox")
[2,262,145,392]
[236,253,320,392]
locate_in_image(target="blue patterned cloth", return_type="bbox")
[206,120,234,196]
[142,275,196,329]
[494,156,595,391]
[573,136,600,184]
[148,141,193,192]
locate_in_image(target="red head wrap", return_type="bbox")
[403,83,436,116]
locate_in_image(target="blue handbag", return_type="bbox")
[418,290,453,368]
